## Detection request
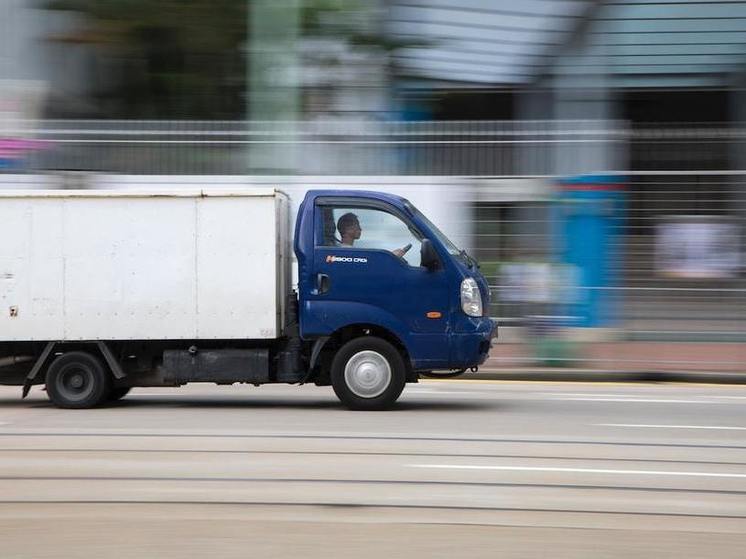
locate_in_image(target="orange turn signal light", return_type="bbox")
[426,311,442,319]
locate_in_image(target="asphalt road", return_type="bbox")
[1,380,745,558]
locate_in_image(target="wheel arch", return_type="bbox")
[310,323,416,384]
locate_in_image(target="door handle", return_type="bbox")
[316,273,330,295]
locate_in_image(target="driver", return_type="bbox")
[336,212,411,257]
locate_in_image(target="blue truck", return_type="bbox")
[0,188,497,410]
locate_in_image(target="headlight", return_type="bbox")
[460,278,483,317]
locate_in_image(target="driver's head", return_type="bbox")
[337,212,361,242]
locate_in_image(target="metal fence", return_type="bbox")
[3,119,625,176]
[1,119,744,371]
[467,124,745,371]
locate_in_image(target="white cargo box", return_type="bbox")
[0,189,291,341]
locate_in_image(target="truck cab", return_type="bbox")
[294,190,496,409]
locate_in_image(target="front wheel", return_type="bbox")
[331,337,406,411]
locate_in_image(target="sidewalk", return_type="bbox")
[463,368,746,384]
[454,339,746,384]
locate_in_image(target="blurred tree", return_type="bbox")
[44,0,250,118]
[43,0,413,119]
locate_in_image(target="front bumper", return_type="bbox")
[450,317,498,368]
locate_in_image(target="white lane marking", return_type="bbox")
[410,464,746,478]
[541,393,647,398]
[551,397,715,403]
[598,423,746,431]
[546,393,746,401]
[406,390,478,396]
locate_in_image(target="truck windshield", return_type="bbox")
[404,201,461,256]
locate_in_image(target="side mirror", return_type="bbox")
[420,239,440,271]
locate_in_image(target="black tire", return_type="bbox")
[108,387,131,401]
[45,352,112,409]
[331,336,406,411]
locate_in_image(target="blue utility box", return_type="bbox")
[554,175,625,327]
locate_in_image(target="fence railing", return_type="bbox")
[3,120,742,175]
[2,119,630,175]
[477,168,745,374]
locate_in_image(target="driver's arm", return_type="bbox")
[392,243,412,258]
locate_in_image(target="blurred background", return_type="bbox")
[1,0,744,373]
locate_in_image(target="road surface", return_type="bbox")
[1,380,745,557]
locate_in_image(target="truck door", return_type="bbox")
[302,198,452,366]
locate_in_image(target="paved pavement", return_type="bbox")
[1,380,746,557]
[485,341,746,373]
[466,367,746,384]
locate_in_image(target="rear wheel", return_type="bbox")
[45,352,112,409]
[331,337,406,411]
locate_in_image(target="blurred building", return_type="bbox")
[385,0,746,335]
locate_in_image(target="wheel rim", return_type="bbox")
[344,350,391,399]
[56,365,95,402]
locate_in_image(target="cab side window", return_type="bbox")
[321,206,423,267]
